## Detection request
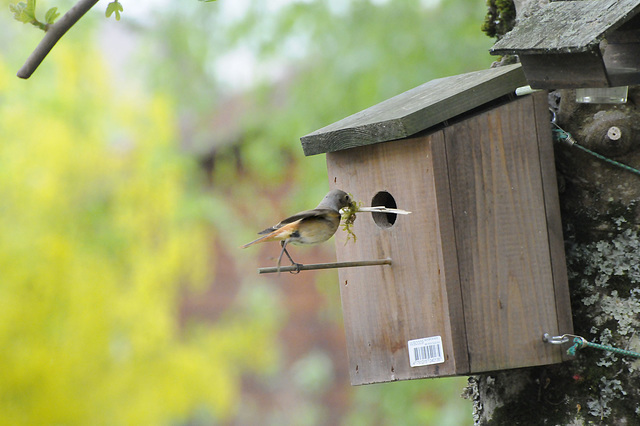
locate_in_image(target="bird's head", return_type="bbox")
[319,189,352,211]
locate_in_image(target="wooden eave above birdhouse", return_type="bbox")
[300,64,527,156]
[490,0,640,89]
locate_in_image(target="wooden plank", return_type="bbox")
[430,134,470,375]
[603,41,640,87]
[444,95,563,372]
[302,64,527,156]
[520,51,610,89]
[531,92,574,360]
[491,0,640,55]
[326,133,468,385]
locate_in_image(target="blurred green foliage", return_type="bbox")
[345,377,471,426]
[0,28,278,424]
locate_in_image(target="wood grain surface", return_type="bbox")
[327,134,467,384]
[491,0,640,54]
[443,94,565,372]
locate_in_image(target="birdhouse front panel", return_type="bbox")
[326,92,572,384]
[327,133,468,385]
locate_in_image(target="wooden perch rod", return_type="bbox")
[258,258,392,274]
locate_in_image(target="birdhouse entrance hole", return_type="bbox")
[371,191,397,228]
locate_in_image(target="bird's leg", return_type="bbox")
[279,240,302,274]
[276,241,287,274]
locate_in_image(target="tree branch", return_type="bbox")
[17,0,100,79]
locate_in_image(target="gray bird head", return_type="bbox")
[317,189,352,212]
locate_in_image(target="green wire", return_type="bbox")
[552,128,640,177]
[567,337,640,358]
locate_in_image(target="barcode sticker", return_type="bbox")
[408,336,445,367]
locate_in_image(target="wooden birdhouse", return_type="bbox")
[490,0,640,89]
[300,64,574,385]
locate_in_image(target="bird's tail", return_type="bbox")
[240,233,273,249]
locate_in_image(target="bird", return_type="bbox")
[242,189,352,272]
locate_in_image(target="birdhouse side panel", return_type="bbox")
[532,92,574,359]
[443,94,566,372]
[326,133,468,385]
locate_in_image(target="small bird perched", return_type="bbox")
[242,189,352,272]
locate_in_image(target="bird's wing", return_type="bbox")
[241,219,304,248]
[257,208,336,234]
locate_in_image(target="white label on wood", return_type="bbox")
[408,336,445,367]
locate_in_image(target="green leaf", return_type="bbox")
[25,0,36,20]
[9,3,25,22]
[9,1,35,23]
[105,1,123,21]
[44,7,59,24]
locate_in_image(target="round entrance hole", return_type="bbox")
[371,191,397,228]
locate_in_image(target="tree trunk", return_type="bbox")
[470,1,640,424]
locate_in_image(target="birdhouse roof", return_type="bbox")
[300,64,527,156]
[491,0,640,55]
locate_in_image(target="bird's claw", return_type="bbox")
[289,263,303,274]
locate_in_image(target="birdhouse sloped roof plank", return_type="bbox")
[491,0,640,55]
[300,64,527,156]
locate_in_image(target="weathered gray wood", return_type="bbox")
[301,64,527,156]
[603,39,640,86]
[491,0,640,54]
[520,51,610,89]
